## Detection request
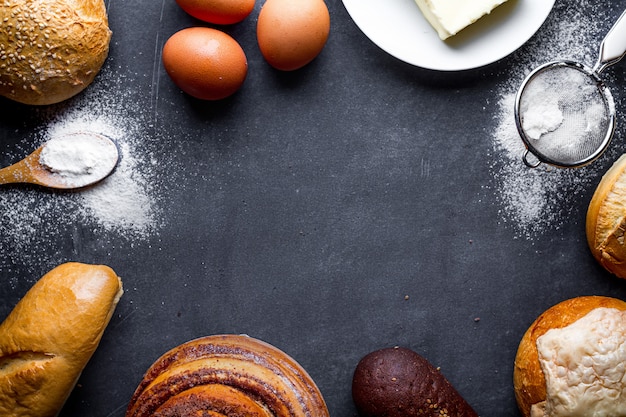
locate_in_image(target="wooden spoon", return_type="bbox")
[0,132,119,189]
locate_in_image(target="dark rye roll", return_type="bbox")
[352,347,478,417]
[125,334,329,417]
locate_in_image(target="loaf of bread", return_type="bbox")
[587,154,626,279]
[126,334,329,417]
[0,0,112,105]
[0,262,123,417]
[513,296,626,417]
[352,346,478,417]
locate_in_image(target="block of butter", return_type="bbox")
[415,0,509,40]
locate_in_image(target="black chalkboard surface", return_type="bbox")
[1,0,626,416]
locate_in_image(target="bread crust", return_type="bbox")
[0,262,123,417]
[0,0,111,105]
[352,346,478,417]
[587,154,626,279]
[126,334,329,417]
[513,296,626,417]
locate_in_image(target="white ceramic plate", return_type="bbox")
[342,0,556,71]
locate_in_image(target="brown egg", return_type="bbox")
[256,0,330,71]
[162,27,247,101]
[175,0,255,25]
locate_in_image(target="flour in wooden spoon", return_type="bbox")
[45,109,160,235]
[39,132,118,188]
[0,82,163,275]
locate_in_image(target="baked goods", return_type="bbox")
[126,334,329,417]
[587,154,626,279]
[0,262,123,417]
[513,296,626,417]
[0,0,112,105]
[414,0,509,40]
[352,346,478,417]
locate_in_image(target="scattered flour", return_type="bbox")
[44,110,161,235]
[0,70,165,274]
[489,1,620,239]
[81,140,156,232]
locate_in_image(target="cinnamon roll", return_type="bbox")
[126,334,329,417]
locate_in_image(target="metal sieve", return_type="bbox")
[514,9,626,168]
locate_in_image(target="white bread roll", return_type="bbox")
[0,262,123,417]
[0,0,111,105]
[513,296,626,417]
[587,154,626,279]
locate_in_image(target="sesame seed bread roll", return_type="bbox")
[587,154,626,279]
[0,262,123,417]
[0,0,111,105]
[513,296,626,417]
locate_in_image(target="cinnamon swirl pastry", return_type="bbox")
[126,334,329,417]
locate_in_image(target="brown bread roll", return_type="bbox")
[0,262,123,417]
[513,296,626,417]
[587,154,626,279]
[0,0,111,105]
[126,334,329,417]
[352,346,478,417]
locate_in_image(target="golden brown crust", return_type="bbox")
[513,296,626,417]
[126,334,329,417]
[0,0,111,105]
[0,262,123,417]
[587,154,626,279]
[156,385,273,417]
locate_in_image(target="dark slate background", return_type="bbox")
[2,0,626,416]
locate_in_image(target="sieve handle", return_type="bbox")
[522,149,541,168]
[596,8,626,73]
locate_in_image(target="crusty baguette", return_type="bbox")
[0,262,123,417]
[513,296,626,417]
[0,0,111,105]
[587,154,626,279]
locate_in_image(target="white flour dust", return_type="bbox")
[489,1,618,239]
[44,111,160,234]
[0,76,164,273]
[39,131,119,187]
[518,66,609,163]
